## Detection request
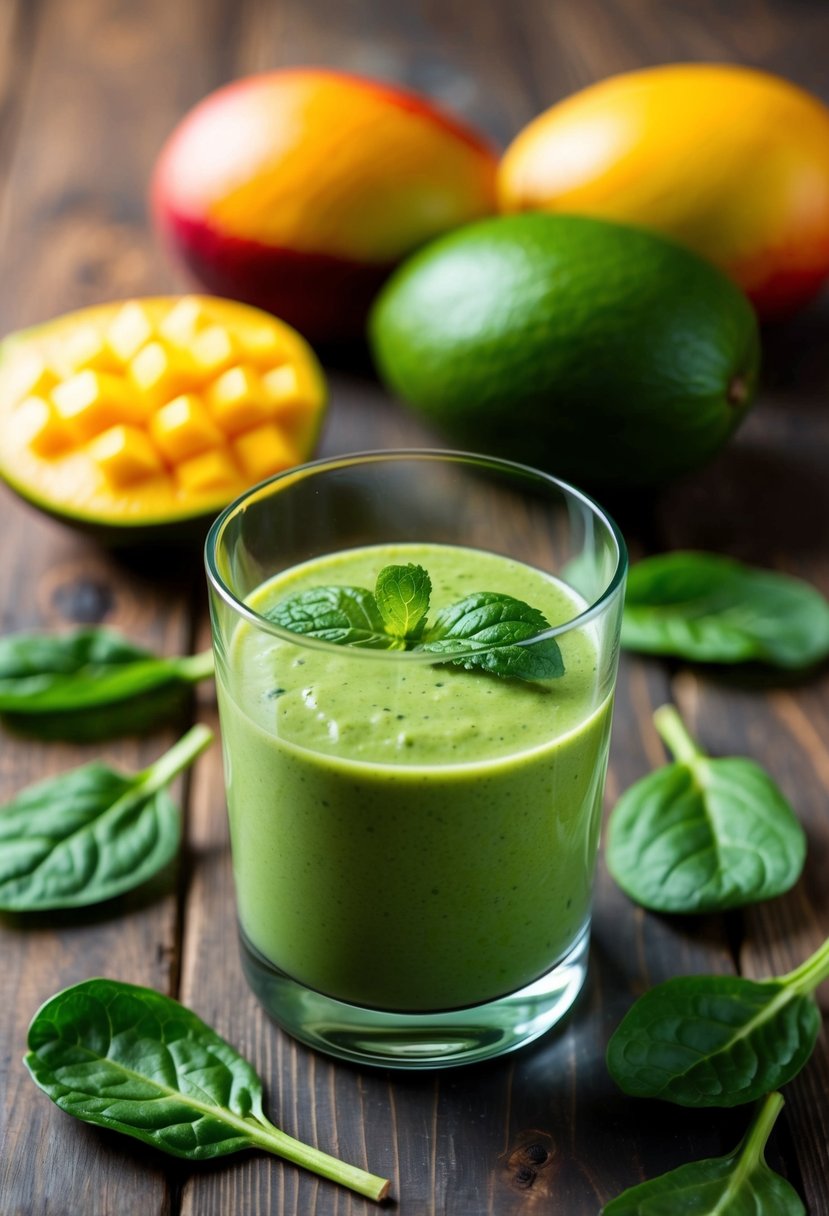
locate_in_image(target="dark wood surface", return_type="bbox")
[1,1,828,1213]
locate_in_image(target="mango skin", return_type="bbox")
[498,64,829,319]
[152,69,499,342]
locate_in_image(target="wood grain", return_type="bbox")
[0,0,199,1212]
[0,0,827,1213]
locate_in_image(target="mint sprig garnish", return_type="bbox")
[376,563,431,640]
[267,562,564,681]
[419,591,564,680]
[269,584,396,649]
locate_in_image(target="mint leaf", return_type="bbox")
[267,586,399,649]
[375,564,431,640]
[268,566,566,681]
[418,592,564,680]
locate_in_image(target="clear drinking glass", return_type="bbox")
[205,451,627,1068]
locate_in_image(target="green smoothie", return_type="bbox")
[216,542,613,1013]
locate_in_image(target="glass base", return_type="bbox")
[240,923,590,1069]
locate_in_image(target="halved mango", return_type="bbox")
[0,296,327,540]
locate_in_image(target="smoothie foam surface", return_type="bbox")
[230,543,601,769]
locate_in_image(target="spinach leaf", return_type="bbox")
[603,1092,804,1214]
[622,552,829,668]
[606,934,829,1107]
[25,978,390,1201]
[419,591,564,680]
[606,705,806,913]
[266,585,396,648]
[0,724,212,910]
[0,628,214,741]
[375,563,431,640]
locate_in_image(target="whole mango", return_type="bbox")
[152,69,498,343]
[498,64,829,318]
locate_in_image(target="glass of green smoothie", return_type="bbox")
[206,451,626,1068]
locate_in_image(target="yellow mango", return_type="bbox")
[190,325,240,377]
[16,396,73,458]
[51,371,145,440]
[89,425,164,487]
[107,302,154,362]
[205,365,273,434]
[175,448,240,494]
[129,341,193,406]
[150,393,225,462]
[233,423,300,480]
[0,295,327,540]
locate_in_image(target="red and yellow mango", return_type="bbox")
[152,69,499,342]
[498,64,829,318]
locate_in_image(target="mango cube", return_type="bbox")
[16,396,73,458]
[150,393,224,463]
[261,364,311,421]
[233,423,300,481]
[205,365,273,435]
[190,325,240,377]
[107,302,154,362]
[89,425,164,487]
[175,449,240,495]
[158,297,208,347]
[238,325,285,364]
[51,370,144,440]
[7,352,58,401]
[63,324,118,374]
[129,341,192,406]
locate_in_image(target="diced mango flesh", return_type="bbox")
[89,426,164,488]
[158,297,208,347]
[190,326,239,376]
[238,325,286,364]
[263,365,308,420]
[16,396,73,458]
[7,352,58,400]
[52,371,147,440]
[2,297,323,507]
[233,424,301,481]
[175,449,240,494]
[150,394,224,462]
[129,341,193,405]
[107,302,154,362]
[62,325,119,374]
[205,365,276,435]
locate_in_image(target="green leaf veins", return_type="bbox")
[269,562,564,681]
[606,705,806,914]
[375,563,431,640]
[25,978,390,1201]
[0,724,213,910]
[602,1092,804,1214]
[606,933,829,1108]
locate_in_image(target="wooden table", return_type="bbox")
[1,1,827,1212]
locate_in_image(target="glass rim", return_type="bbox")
[204,448,628,660]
